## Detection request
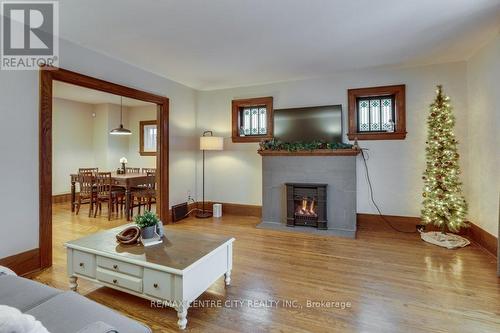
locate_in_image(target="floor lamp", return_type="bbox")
[197,131,223,218]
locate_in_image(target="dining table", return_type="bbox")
[70,172,152,221]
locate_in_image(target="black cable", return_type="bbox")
[186,197,202,217]
[359,148,416,234]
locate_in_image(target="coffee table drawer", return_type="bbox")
[143,268,173,300]
[97,256,143,277]
[73,250,96,278]
[96,267,143,293]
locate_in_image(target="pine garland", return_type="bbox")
[421,85,468,233]
[259,139,353,152]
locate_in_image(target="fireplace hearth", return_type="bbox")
[286,183,327,229]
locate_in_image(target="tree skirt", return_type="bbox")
[420,231,470,249]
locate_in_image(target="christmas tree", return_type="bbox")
[421,85,468,233]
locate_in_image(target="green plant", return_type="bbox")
[259,138,353,152]
[134,210,160,228]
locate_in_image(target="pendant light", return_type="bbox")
[110,96,131,135]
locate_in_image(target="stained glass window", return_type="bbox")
[240,106,267,136]
[381,98,393,130]
[357,96,395,132]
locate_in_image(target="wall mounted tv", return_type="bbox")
[274,105,343,143]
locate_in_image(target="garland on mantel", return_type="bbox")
[259,139,353,152]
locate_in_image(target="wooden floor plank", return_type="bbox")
[29,203,500,333]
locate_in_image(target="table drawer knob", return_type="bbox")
[79,263,84,267]
[153,283,158,289]
[112,279,118,284]
[113,264,118,269]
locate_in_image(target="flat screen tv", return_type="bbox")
[274,105,343,143]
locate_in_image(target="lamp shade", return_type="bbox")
[110,124,132,135]
[110,96,131,135]
[200,136,223,151]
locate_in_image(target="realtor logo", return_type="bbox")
[1,1,59,70]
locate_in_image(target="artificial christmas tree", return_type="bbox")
[420,85,469,248]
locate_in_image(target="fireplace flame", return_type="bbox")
[295,197,317,217]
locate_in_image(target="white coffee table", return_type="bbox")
[65,225,234,330]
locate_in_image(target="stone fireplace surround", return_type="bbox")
[257,151,358,238]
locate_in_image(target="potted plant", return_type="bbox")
[134,211,160,239]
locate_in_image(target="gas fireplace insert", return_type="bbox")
[286,183,327,229]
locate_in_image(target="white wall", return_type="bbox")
[0,39,197,258]
[52,98,95,194]
[0,69,41,257]
[127,105,157,169]
[91,104,109,170]
[196,62,470,218]
[466,34,500,237]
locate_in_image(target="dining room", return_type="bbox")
[52,81,159,230]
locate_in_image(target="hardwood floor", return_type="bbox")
[30,202,500,332]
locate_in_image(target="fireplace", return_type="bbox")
[286,183,327,229]
[260,154,357,238]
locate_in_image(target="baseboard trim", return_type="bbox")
[357,213,422,228]
[194,201,262,217]
[357,213,497,257]
[0,248,41,276]
[468,222,498,258]
[52,193,73,204]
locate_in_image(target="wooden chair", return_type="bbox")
[126,167,140,174]
[94,172,121,221]
[76,172,96,217]
[78,167,98,174]
[142,168,156,174]
[131,172,157,213]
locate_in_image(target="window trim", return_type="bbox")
[347,85,406,140]
[232,97,274,143]
[139,120,157,156]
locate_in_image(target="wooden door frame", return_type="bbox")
[39,67,169,269]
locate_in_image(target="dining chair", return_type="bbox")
[131,172,157,213]
[78,167,98,174]
[126,167,140,174]
[143,172,157,211]
[76,172,96,217]
[95,172,120,221]
[142,168,156,174]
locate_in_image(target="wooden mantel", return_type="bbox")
[257,149,361,156]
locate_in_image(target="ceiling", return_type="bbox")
[58,0,500,90]
[53,81,154,107]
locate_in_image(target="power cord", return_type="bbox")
[186,197,201,217]
[359,148,417,234]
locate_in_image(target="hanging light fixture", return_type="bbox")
[110,96,131,135]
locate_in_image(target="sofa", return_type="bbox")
[0,273,151,333]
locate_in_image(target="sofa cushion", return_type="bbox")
[26,291,151,333]
[0,275,62,312]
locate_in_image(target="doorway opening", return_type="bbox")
[39,67,169,270]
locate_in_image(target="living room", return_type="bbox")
[0,1,499,332]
